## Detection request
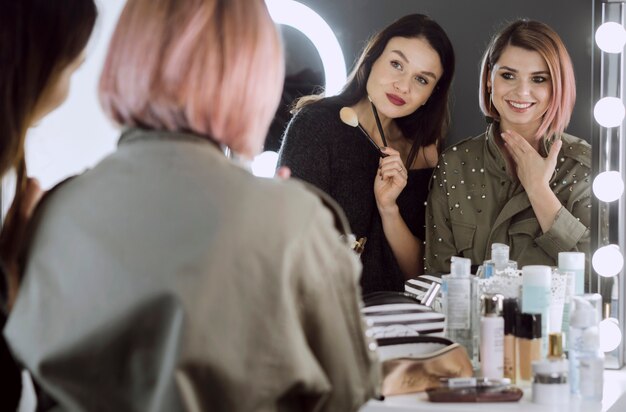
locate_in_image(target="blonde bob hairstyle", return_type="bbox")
[479,19,576,140]
[99,0,284,158]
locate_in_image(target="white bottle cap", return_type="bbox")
[522,265,552,286]
[491,244,510,267]
[450,256,471,277]
[558,252,585,270]
[570,296,597,328]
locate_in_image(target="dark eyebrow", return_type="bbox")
[498,65,550,76]
[391,49,438,80]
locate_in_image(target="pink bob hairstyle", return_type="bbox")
[479,20,576,140]
[99,0,284,158]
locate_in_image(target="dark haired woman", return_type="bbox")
[278,14,455,293]
[0,0,97,408]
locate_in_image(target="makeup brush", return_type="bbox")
[368,97,388,147]
[339,107,388,158]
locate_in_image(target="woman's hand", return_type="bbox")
[0,178,43,311]
[374,147,407,216]
[502,130,563,233]
[274,166,291,179]
[501,129,562,194]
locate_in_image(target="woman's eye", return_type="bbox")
[414,76,428,85]
[501,72,514,80]
[390,60,402,70]
[532,76,548,83]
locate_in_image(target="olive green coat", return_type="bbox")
[425,126,591,274]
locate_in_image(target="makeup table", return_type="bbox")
[360,368,626,412]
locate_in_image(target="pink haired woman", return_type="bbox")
[5,0,378,410]
[425,20,590,273]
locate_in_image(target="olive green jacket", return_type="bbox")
[425,126,591,274]
[5,129,379,412]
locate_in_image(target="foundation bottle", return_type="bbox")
[515,312,542,386]
[503,298,519,382]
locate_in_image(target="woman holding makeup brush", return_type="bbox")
[278,14,455,294]
[425,20,590,274]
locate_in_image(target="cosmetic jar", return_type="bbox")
[532,333,569,405]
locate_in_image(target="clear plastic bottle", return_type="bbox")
[471,244,519,366]
[491,244,518,277]
[569,296,604,401]
[443,256,473,358]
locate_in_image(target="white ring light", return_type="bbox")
[266,0,347,96]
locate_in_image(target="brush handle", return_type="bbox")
[370,101,388,147]
[356,124,388,158]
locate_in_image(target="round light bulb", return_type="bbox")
[251,151,279,178]
[592,245,624,277]
[594,97,625,128]
[595,22,626,54]
[599,318,622,352]
[593,171,624,202]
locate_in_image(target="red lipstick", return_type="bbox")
[386,93,406,106]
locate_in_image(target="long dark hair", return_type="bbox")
[0,0,97,209]
[296,14,455,167]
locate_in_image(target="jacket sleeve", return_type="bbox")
[424,160,456,274]
[291,203,380,412]
[534,183,591,259]
[277,106,332,194]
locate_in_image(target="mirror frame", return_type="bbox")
[591,0,625,369]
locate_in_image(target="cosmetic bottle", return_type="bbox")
[443,256,473,359]
[532,332,569,405]
[521,265,551,356]
[560,270,576,351]
[515,312,541,386]
[502,298,519,382]
[491,244,518,277]
[480,293,504,379]
[471,244,520,366]
[569,297,604,401]
[558,252,585,295]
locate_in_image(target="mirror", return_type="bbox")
[279,0,624,368]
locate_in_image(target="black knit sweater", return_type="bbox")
[278,100,431,294]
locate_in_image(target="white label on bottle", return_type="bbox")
[446,279,470,329]
[480,317,504,379]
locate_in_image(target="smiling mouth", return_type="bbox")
[507,100,535,110]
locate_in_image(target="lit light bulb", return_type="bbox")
[265,0,346,96]
[594,97,625,128]
[596,22,626,54]
[592,245,624,277]
[251,151,279,178]
[599,318,622,352]
[593,171,624,202]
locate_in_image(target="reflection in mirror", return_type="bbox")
[282,0,624,367]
